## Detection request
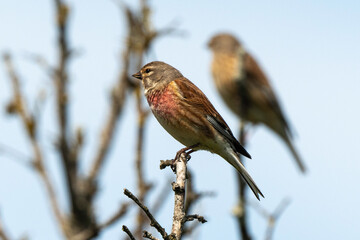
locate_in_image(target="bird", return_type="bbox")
[132,61,264,200]
[208,33,306,173]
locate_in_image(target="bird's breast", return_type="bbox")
[146,86,177,118]
[145,84,205,148]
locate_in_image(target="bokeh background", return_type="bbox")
[1,0,360,239]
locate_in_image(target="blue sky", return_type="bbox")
[1,0,360,239]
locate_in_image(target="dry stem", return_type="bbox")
[3,53,67,235]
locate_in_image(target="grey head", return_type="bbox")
[208,33,242,54]
[132,61,184,92]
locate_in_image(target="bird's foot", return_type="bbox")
[171,144,199,172]
[160,144,199,172]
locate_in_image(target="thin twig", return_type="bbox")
[234,121,252,240]
[24,53,54,77]
[87,41,130,183]
[3,53,67,236]
[122,225,136,240]
[159,160,173,170]
[123,189,168,239]
[52,1,83,225]
[143,231,160,240]
[133,87,151,238]
[249,198,291,240]
[273,198,291,219]
[122,1,155,237]
[0,143,33,168]
[183,215,207,224]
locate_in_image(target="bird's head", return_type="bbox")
[132,61,183,94]
[208,33,242,54]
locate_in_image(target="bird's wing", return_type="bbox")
[172,78,251,159]
[206,115,251,159]
[243,53,292,135]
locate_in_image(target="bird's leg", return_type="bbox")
[171,144,199,172]
[174,143,199,160]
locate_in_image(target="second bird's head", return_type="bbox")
[132,61,183,94]
[208,33,242,55]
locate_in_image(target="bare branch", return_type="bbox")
[273,198,291,219]
[183,215,207,224]
[159,160,173,170]
[170,153,187,240]
[143,231,159,240]
[51,1,83,225]
[0,143,33,169]
[133,88,152,239]
[87,45,130,183]
[2,53,67,236]
[23,53,54,77]
[122,225,136,240]
[233,122,252,240]
[123,189,168,239]
[249,198,291,240]
[248,200,270,219]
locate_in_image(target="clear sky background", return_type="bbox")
[1,0,360,239]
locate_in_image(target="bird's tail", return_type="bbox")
[283,136,306,173]
[226,151,264,200]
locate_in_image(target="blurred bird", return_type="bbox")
[208,33,306,172]
[132,61,264,200]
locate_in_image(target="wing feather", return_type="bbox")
[172,78,251,158]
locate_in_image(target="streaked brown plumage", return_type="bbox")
[208,33,306,172]
[132,61,264,200]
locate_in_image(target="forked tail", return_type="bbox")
[227,151,264,200]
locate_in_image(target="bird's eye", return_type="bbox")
[145,68,151,73]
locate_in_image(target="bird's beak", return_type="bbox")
[132,71,142,80]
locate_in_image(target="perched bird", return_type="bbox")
[208,33,306,172]
[132,61,264,200]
